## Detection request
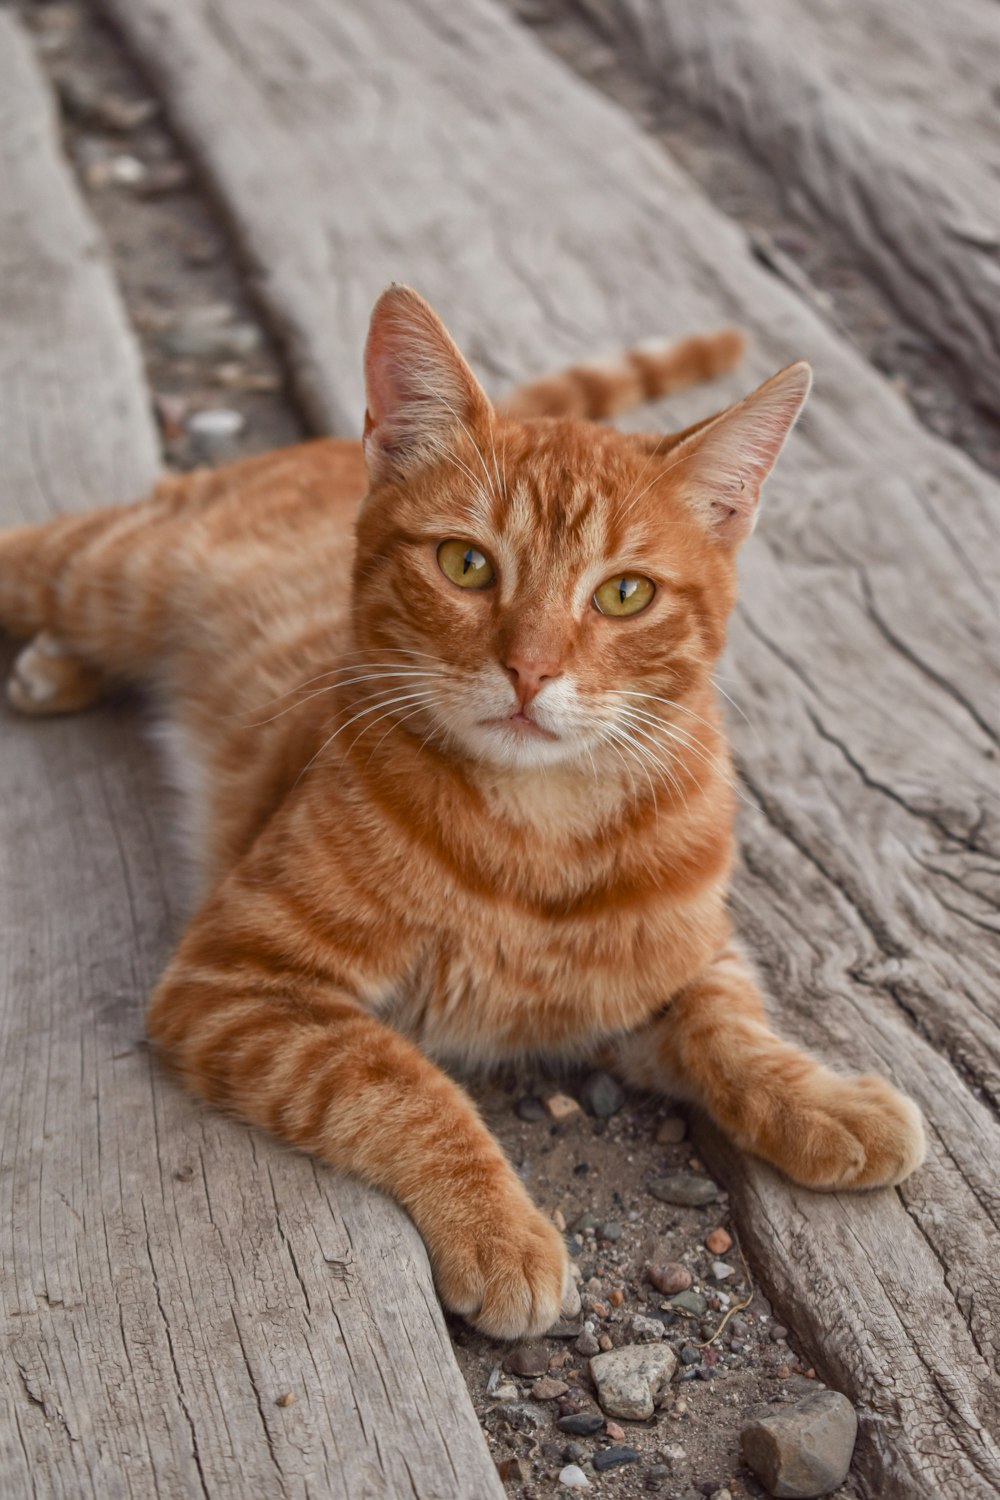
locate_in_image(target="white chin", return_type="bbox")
[458,721,579,770]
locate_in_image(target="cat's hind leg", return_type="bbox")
[0,484,185,708]
[7,631,109,715]
[612,943,925,1189]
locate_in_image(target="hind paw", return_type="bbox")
[7,633,107,716]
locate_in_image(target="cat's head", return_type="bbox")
[352,286,809,776]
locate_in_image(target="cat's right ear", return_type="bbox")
[363,285,492,485]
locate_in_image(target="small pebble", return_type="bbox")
[558,1412,604,1436]
[574,1330,600,1357]
[670,1289,708,1316]
[646,1465,671,1489]
[600,1221,624,1242]
[598,1334,614,1352]
[770,1324,790,1343]
[516,1095,547,1122]
[593,1446,641,1472]
[563,1442,586,1462]
[712,1261,734,1281]
[604,1420,626,1442]
[532,1377,569,1401]
[559,1465,590,1490]
[705,1228,733,1255]
[656,1116,686,1145]
[647,1262,692,1296]
[545,1092,581,1120]
[590,1344,677,1420]
[647,1173,720,1207]
[680,1345,701,1366]
[274,1392,295,1408]
[579,1070,626,1118]
[629,1314,666,1342]
[572,1211,599,1232]
[609,1288,624,1307]
[506,1344,549,1377]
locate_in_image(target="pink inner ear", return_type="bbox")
[674,361,812,544]
[362,286,492,482]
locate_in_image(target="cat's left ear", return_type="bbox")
[665,361,812,545]
[363,285,492,485]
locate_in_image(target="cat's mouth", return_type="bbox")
[480,711,558,741]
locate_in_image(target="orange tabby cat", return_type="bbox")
[0,287,924,1338]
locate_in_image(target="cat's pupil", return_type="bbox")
[618,578,634,604]
[463,549,479,575]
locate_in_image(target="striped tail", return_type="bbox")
[497,328,745,421]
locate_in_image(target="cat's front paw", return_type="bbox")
[429,1194,578,1340]
[762,1069,926,1190]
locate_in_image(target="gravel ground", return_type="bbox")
[18,5,969,1496]
[451,1074,859,1499]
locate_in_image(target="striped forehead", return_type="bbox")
[488,471,620,596]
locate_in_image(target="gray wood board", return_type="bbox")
[94,0,1000,1495]
[522,0,1000,409]
[0,14,504,1500]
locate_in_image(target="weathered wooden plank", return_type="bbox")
[0,15,505,1499]
[94,1,1000,1495]
[518,0,1000,409]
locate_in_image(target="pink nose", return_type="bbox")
[504,655,561,706]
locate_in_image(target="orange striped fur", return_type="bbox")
[0,287,924,1338]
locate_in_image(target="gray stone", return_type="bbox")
[593,1446,640,1471]
[562,1442,586,1463]
[656,1116,687,1145]
[670,1289,708,1317]
[629,1314,666,1342]
[574,1329,600,1357]
[599,1220,623,1241]
[558,1412,604,1436]
[559,1463,590,1489]
[159,306,262,360]
[647,1173,720,1207]
[590,1343,678,1421]
[579,1071,626,1118]
[741,1390,858,1498]
[571,1211,599,1232]
[505,1343,549,1377]
[516,1095,547,1122]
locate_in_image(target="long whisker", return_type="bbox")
[294,688,438,787]
[241,647,444,716]
[243,669,439,728]
[620,704,758,811]
[711,677,757,736]
[614,712,687,807]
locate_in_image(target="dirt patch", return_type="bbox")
[19,0,304,474]
[453,1073,859,1499]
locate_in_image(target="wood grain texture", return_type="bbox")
[0,14,504,1499]
[94,1,1000,1494]
[520,0,1000,409]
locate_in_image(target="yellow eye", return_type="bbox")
[593,574,655,617]
[437,539,495,590]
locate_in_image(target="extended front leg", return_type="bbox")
[613,944,925,1189]
[148,859,576,1340]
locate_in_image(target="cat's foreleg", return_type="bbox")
[612,942,925,1189]
[147,874,578,1340]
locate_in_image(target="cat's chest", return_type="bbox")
[380,884,723,1066]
